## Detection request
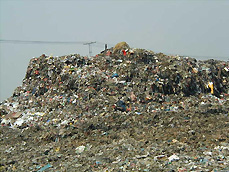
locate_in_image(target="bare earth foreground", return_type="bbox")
[0,109,229,171]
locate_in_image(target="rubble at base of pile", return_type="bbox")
[0,42,228,171]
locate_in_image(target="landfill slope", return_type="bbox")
[0,43,229,171]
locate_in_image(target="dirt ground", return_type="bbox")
[1,107,228,171]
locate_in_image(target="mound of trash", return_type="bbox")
[0,42,228,171]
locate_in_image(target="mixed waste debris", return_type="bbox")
[0,42,228,171]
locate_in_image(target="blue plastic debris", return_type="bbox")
[37,163,52,172]
[111,73,119,78]
[96,161,102,165]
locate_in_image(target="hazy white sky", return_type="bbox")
[0,0,229,101]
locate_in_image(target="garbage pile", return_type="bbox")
[0,42,228,171]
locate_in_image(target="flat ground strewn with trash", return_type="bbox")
[0,42,228,171]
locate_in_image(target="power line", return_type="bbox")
[0,39,110,56]
[0,39,87,44]
[0,39,114,46]
[163,52,228,60]
[149,49,228,60]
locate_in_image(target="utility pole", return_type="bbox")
[84,42,96,57]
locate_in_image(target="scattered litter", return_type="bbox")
[0,42,228,171]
